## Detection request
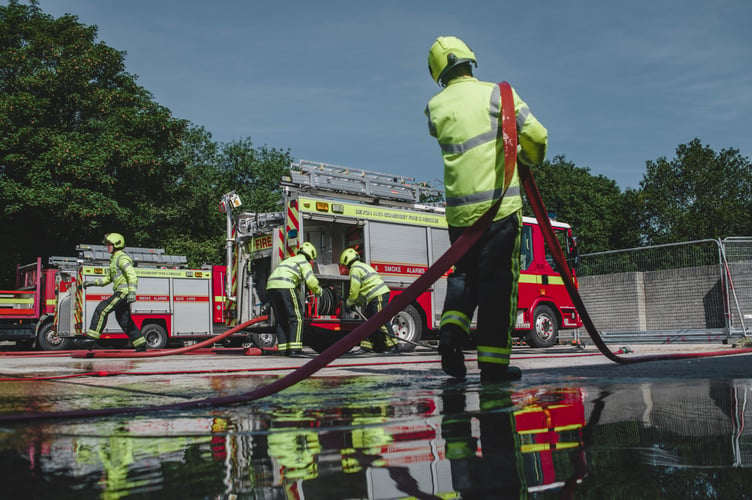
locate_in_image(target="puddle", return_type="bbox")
[1,375,750,498]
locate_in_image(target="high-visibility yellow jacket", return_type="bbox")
[425,76,548,227]
[93,250,137,295]
[346,261,390,307]
[267,254,322,294]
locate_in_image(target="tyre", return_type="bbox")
[141,323,168,349]
[37,323,72,351]
[251,332,277,348]
[527,305,558,348]
[390,304,422,352]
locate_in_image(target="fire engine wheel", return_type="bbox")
[527,305,558,348]
[36,323,72,351]
[251,332,276,348]
[141,323,168,350]
[390,305,421,352]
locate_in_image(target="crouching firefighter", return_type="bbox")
[82,233,147,352]
[339,248,400,355]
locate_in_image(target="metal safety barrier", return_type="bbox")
[577,238,752,342]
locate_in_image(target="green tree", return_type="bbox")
[639,138,752,244]
[525,155,638,254]
[216,138,292,214]
[0,1,187,284]
[156,129,292,267]
[159,124,224,267]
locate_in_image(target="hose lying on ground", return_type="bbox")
[70,316,269,359]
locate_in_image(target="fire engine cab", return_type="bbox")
[225,159,581,352]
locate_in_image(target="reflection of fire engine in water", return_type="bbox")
[227,159,582,353]
[12,385,587,497]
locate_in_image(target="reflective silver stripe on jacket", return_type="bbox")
[445,186,520,207]
[437,84,501,155]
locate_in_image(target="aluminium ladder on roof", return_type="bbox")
[288,159,442,204]
[73,244,188,268]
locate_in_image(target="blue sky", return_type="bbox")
[35,0,752,190]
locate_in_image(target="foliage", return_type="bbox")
[639,138,752,245]
[524,155,640,254]
[0,3,291,285]
[0,1,186,282]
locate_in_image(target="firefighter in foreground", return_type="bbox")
[339,248,400,354]
[266,242,322,357]
[425,36,548,381]
[82,233,147,351]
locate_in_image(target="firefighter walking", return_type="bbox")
[339,248,400,354]
[425,36,548,382]
[266,242,322,357]
[82,233,147,351]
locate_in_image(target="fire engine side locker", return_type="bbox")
[164,269,213,336]
[79,268,213,338]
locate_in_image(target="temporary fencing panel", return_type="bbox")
[722,237,752,338]
[576,239,740,342]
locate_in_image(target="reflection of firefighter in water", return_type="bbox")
[340,405,393,473]
[441,388,526,498]
[267,408,322,496]
[96,434,136,500]
[441,387,592,498]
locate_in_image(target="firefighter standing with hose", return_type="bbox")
[266,242,322,357]
[82,233,148,352]
[339,248,401,355]
[425,36,548,382]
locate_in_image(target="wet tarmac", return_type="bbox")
[1,342,751,499]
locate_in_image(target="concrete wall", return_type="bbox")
[578,265,725,333]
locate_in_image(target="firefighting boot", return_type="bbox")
[479,365,522,383]
[133,338,148,352]
[438,327,467,379]
[81,331,99,351]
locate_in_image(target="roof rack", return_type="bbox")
[74,244,188,268]
[284,159,443,204]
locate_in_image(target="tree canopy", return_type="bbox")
[639,139,752,245]
[0,2,290,285]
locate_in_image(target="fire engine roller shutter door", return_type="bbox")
[172,277,213,336]
[100,273,173,334]
[368,222,429,286]
[131,275,171,314]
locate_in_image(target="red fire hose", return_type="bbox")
[69,316,270,359]
[519,163,752,363]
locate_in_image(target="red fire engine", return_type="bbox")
[225,159,581,351]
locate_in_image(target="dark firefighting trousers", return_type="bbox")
[360,292,398,352]
[86,293,145,347]
[268,288,304,353]
[441,211,521,371]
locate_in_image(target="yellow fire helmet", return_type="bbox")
[428,36,477,86]
[103,232,125,250]
[339,248,360,267]
[297,241,318,261]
